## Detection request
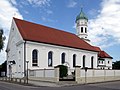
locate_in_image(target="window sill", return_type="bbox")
[32,66,39,67]
[48,66,53,68]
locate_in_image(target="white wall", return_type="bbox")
[105,58,112,69]
[98,58,112,69]
[26,41,98,70]
[6,19,25,78]
[76,19,88,39]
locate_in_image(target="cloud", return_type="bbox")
[88,9,100,18]
[9,0,17,5]
[24,10,29,14]
[21,0,53,23]
[88,0,120,48]
[41,16,57,23]
[46,10,53,14]
[0,0,23,64]
[27,0,51,7]
[0,0,23,31]
[67,0,77,8]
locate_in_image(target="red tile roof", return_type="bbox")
[93,46,101,52]
[93,46,112,59]
[13,17,98,52]
[99,51,113,59]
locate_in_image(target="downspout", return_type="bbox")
[24,41,26,77]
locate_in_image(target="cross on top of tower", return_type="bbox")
[76,7,88,22]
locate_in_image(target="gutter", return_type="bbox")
[25,40,98,52]
[24,41,26,77]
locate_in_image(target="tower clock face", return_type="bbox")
[81,22,83,24]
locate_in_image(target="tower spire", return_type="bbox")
[75,8,90,43]
[80,4,83,12]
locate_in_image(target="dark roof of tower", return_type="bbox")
[76,8,88,22]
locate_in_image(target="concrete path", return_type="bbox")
[28,80,60,87]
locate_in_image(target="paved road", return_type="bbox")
[0,81,120,90]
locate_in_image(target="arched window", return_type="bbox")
[102,61,103,64]
[83,55,86,68]
[32,49,38,66]
[61,53,65,64]
[85,27,87,33]
[73,54,76,67]
[81,27,83,33]
[91,56,94,69]
[48,51,53,67]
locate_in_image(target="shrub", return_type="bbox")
[56,65,68,78]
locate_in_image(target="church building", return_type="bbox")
[6,9,112,78]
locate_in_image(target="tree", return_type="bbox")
[112,60,120,69]
[0,61,7,76]
[0,29,5,52]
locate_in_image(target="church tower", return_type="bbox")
[76,8,90,43]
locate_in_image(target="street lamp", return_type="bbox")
[8,60,16,78]
[26,61,29,84]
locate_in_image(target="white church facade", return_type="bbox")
[6,9,112,78]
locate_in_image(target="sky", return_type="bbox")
[0,0,120,64]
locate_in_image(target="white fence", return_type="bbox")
[28,68,120,83]
[28,68,59,82]
[80,69,120,77]
[29,69,55,78]
[0,72,6,77]
[75,68,120,84]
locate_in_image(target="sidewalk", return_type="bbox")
[0,77,77,87]
[28,80,60,87]
[28,80,77,87]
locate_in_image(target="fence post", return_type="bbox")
[104,69,106,81]
[24,79,26,84]
[114,70,115,79]
[15,78,17,82]
[54,66,59,82]
[5,77,7,81]
[11,78,13,82]
[19,79,21,83]
[92,69,95,82]
[8,77,10,82]
[84,67,88,84]
[75,66,81,84]
[44,68,46,77]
